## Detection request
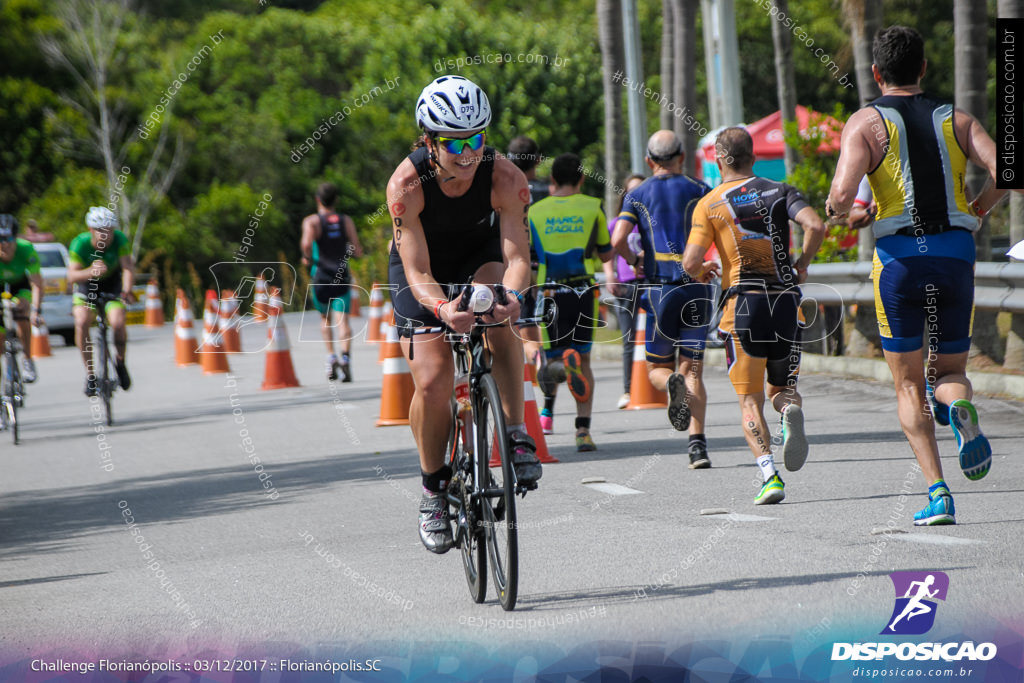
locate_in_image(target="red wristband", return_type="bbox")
[972,200,987,218]
[433,299,447,319]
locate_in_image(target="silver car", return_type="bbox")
[35,242,76,346]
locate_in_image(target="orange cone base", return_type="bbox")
[200,349,231,374]
[31,335,52,358]
[375,417,411,426]
[176,342,199,366]
[261,352,299,389]
[376,373,414,426]
[524,406,557,463]
[221,330,241,353]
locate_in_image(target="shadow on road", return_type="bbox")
[0,446,417,560]
[512,565,975,612]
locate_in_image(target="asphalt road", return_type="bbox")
[1,313,1022,678]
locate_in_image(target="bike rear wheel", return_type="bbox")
[475,373,518,610]
[447,399,486,603]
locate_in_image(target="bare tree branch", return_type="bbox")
[40,0,187,264]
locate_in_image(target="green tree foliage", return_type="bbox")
[1,0,986,296]
[783,105,857,262]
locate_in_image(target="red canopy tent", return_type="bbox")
[699,105,844,179]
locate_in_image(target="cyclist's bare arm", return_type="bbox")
[67,260,93,285]
[387,159,472,332]
[28,272,43,320]
[119,254,135,301]
[490,157,531,322]
[827,108,880,218]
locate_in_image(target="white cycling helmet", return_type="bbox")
[415,75,492,135]
[85,206,119,229]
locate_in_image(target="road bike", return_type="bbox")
[406,284,549,611]
[0,290,26,444]
[90,291,123,426]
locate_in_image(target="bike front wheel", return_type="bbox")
[100,335,114,426]
[4,355,18,445]
[447,399,486,603]
[475,373,518,611]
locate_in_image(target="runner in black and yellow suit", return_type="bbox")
[827,26,1012,525]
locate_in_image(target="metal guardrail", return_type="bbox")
[804,262,1024,314]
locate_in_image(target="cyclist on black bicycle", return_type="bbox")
[67,207,136,397]
[387,75,539,554]
[0,215,44,383]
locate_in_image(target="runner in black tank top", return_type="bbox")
[301,182,363,381]
[387,76,537,554]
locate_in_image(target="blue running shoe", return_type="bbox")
[926,383,950,426]
[913,489,956,526]
[949,399,992,481]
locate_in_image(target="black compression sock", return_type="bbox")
[421,464,452,493]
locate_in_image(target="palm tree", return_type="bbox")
[955,0,999,364]
[598,0,626,214]
[671,0,698,176]
[661,0,674,130]
[999,0,1024,370]
[770,0,798,177]
[843,0,883,356]
[843,0,882,109]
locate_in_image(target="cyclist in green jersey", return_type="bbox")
[0,215,44,383]
[67,207,136,396]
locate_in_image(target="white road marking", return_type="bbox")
[583,482,642,496]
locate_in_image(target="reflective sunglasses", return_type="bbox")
[436,131,485,155]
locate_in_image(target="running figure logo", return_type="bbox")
[881,571,949,635]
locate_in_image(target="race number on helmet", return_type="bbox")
[415,75,492,134]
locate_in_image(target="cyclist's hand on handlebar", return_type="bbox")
[30,311,42,327]
[121,289,137,305]
[440,294,474,334]
[487,289,520,326]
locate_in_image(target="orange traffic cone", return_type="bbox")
[253,275,269,323]
[174,289,199,366]
[31,321,52,358]
[198,290,231,375]
[378,303,396,363]
[626,312,667,409]
[367,283,384,343]
[219,289,241,353]
[144,277,164,327]
[491,355,557,467]
[261,288,300,389]
[376,322,414,426]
